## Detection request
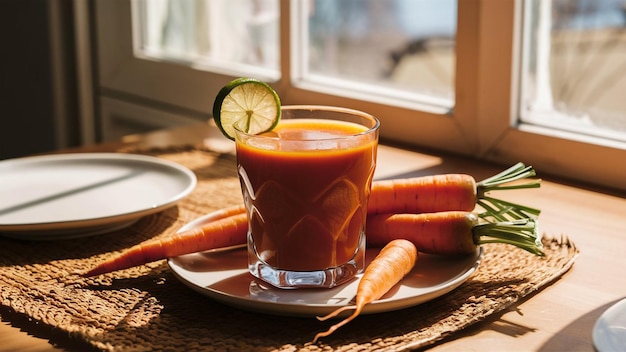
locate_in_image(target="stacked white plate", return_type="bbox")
[0,153,197,240]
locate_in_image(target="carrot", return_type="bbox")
[366,211,544,256]
[368,173,476,214]
[367,162,541,216]
[82,205,247,277]
[82,163,542,277]
[313,239,418,343]
[171,164,539,219]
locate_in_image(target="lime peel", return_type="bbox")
[212,77,281,140]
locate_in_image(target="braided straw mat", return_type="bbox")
[0,146,578,351]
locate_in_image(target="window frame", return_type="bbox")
[93,0,626,192]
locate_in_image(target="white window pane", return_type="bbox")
[301,0,456,110]
[521,0,626,143]
[133,0,280,77]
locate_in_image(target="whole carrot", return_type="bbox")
[367,162,541,216]
[83,163,542,276]
[203,164,540,217]
[83,205,541,276]
[83,205,247,277]
[366,211,544,256]
[313,239,418,343]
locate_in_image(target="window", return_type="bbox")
[93,0,626,191]
[297,0,456,111]
[134,0,280,78]
[520,0,626,146]
[133,0,456,111]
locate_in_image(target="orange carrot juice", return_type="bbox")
[235,106,379,288]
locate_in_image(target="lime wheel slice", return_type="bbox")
[212,77,281,140]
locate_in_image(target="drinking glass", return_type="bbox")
[235,105,379,289]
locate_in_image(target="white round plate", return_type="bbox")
[0,153,196,240]
[168,211,483,317]
[593,298,626,352]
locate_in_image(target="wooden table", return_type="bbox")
[1,122,625,351]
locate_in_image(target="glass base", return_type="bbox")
[248,232,365,289]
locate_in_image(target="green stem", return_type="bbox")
[478,196,541,222]
[475,163,542,219]
[472,218,544,256]
[477,162,541,197]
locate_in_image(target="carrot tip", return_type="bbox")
[81,269,100,278]
[312,309,361,343]
[312,332,326,344]
[316,305,356,321]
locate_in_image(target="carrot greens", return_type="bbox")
[472,218,543,256]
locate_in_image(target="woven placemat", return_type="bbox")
[0,146,579,351]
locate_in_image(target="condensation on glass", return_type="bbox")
[133,0,280,73]
[521,0,626,142]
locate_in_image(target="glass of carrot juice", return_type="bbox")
[234,105,379,289]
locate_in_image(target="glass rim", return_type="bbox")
[234,105,380,142]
